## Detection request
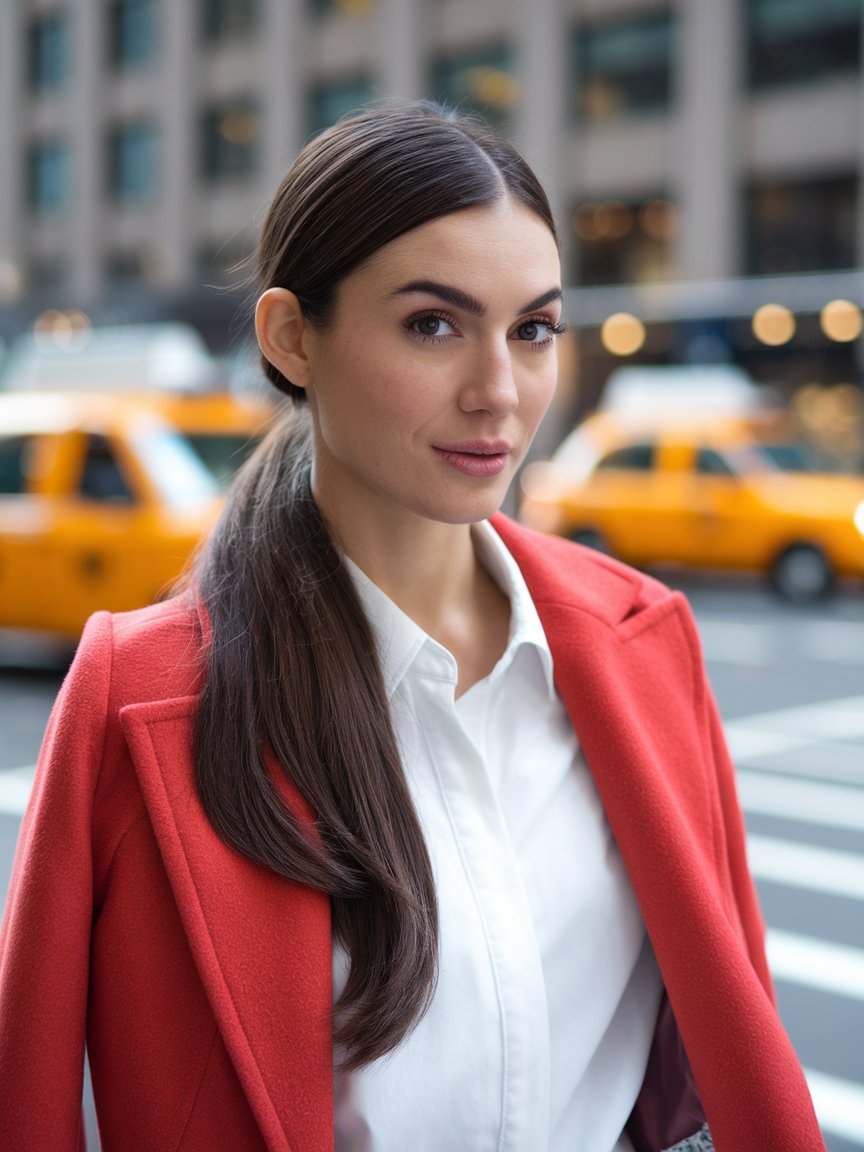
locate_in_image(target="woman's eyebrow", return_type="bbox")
[390,280,485,315]
[389,280,563,317]
[521,287,563,313]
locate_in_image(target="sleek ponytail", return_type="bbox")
[193,101,557,1069]
[196,411,438,1067]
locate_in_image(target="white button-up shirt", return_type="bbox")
[334,522,663,1152]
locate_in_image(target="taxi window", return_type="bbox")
[595,443,655,471]
[78,435,135,504]
[695,448,735,476]
[183,432,260,490]
[0,436,32,495]
[726,441,813,474]
[759,443,812,472]
[130,425,218,509]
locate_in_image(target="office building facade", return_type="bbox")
[1,0,863,399]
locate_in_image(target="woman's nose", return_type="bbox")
[458,343,519,415]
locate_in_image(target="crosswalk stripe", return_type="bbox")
[726,726,813,761]
[699,622,864,667]
[726,728,864,787]
[767,929,864,1002]
[697,622,776,666]
[748,835,864,901]
[805,1068,864,1144]
[800,621,864,666]
[738,770,864,832]
[727,695,864,740]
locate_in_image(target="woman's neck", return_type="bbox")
[333,515,511,696]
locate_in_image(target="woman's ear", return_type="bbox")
[255,288,314,392]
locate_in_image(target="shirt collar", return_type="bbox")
[343,521,557,701]
[472,520,556,697]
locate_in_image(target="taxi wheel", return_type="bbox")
[771,544,834,603]
[570,528,610,555]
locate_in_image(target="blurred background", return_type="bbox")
[1,1,864,1148]
[3,0,864,442]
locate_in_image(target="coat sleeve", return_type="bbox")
[703,681,775,1000]
[0,612,114,1151]
[671,589,775,1003]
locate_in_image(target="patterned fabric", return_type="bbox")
[663,1125,715,1152]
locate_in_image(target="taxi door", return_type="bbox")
[43,429,170,634]
[0,431,67,631]
[681,446,766,569]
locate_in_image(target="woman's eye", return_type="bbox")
[410,315,456,338]
[515,319,555,343]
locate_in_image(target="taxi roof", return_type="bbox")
[0,390,173,438]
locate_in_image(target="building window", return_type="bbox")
[747,0,860,90]
[196,237,254,288]
[28,255,68,292]
[104,249,153,285]
[108,0,158,70]
[107,122,159,202]
[26,140,70,215]
[307,77,376,137]
[571,197,677,285]
[746,176,856,275]
[28,12,69,92]
[574,12,675,122]
[430,46,518,128]
[201,0,258,43]
[309,0,375,18]
[200,100,260,182]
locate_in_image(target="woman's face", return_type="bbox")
[302,197,562,539]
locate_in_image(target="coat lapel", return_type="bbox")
[120,697,333,1152]
[492,515,738,948]
[494,515,820,1152]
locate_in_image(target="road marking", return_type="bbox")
[727,731,864,786]
[748,835,864,901]
[696,622,775,666]
[0,766,35,816]
[805,1068,864,1144]
[727,695,864,741]
[800,621,864,665]
[767,929,864,1002]
[698,620,864,666]
[738,770,864,832]
[726,727,812,761]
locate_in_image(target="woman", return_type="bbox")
[0,103,823,1152]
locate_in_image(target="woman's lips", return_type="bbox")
[432,441,511,477]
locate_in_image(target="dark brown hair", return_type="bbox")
[195,101,557,1070]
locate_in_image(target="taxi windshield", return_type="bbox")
[182,432,261,491]
[725,441,814,474]
[131,424,220,509]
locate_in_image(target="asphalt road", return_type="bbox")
[1,577,863,1150]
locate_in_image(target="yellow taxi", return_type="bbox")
[0,391,230,637]
[520,410,864,602]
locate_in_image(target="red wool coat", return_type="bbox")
[0,516,825,1151]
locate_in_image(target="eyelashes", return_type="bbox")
[516,318,568,343]
[404,310,567,347]
[405,311,457,339]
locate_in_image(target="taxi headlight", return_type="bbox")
[855,500,864,537]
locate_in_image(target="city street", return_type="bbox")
[1,578,863,1150]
